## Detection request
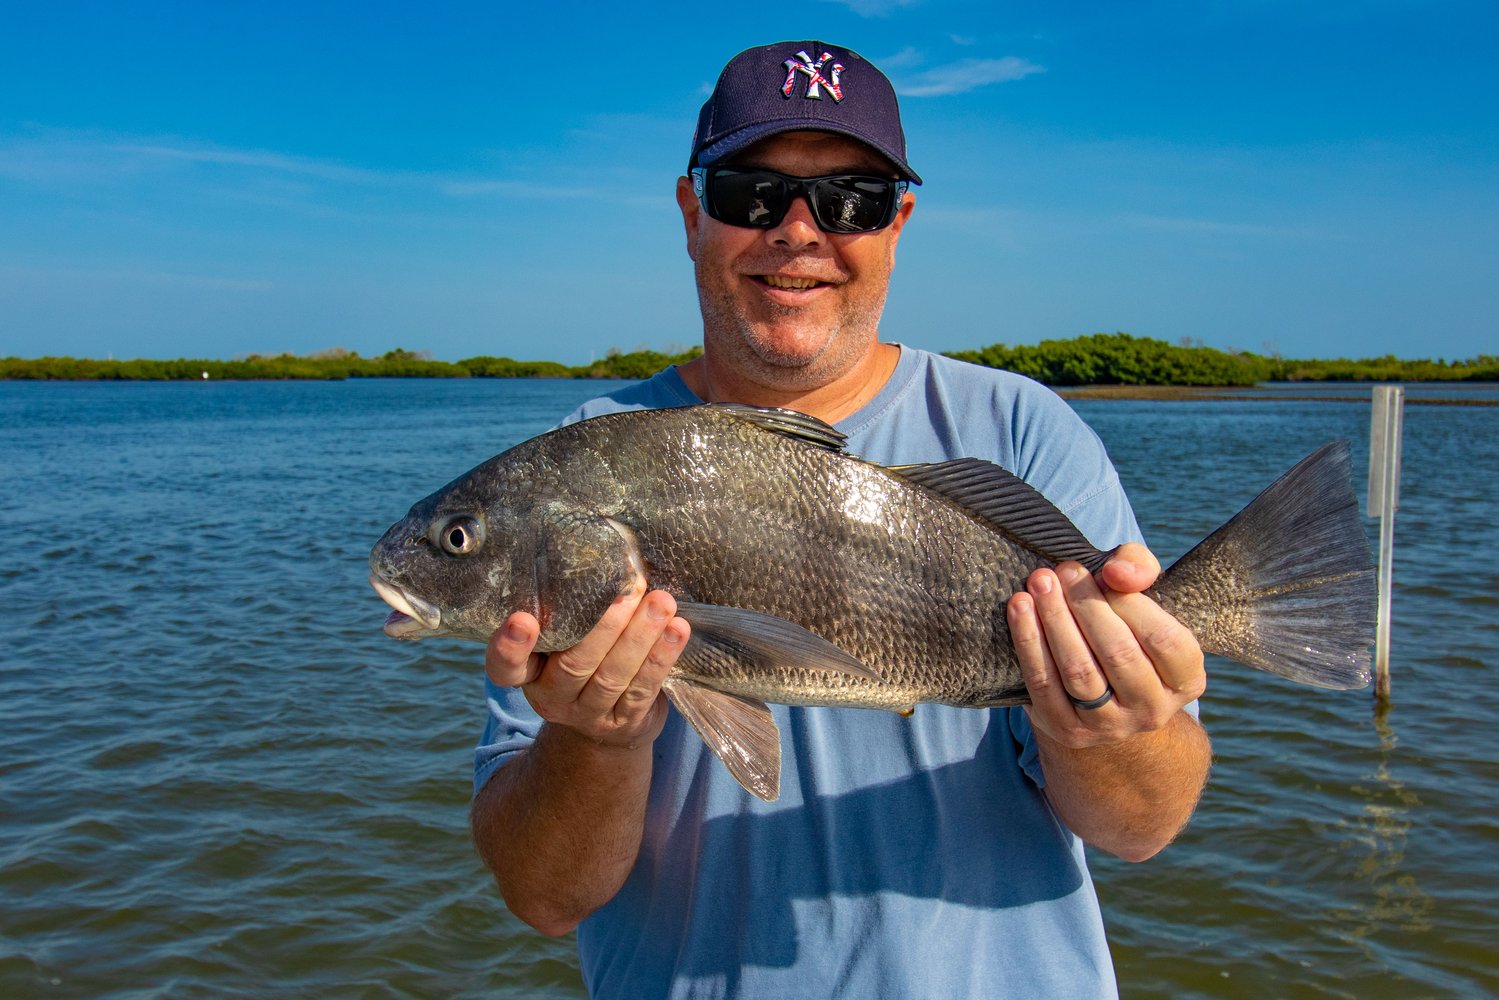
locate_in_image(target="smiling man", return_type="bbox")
[469,40,1211,999]
[676,128,911,419]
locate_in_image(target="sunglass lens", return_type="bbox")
[708,171,787,228]
[812,177,896,233]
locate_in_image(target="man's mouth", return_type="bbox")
[758,274,826,290]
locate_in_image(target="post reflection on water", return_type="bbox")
[1333,703,1432,949]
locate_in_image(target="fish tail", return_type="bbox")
[1151,441,1376,689]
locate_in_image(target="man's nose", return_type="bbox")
[765,195,823,251]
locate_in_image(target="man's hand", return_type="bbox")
[486,586,691,749]
[474,587,692,934]
[1004,542,1211,860]
[1006,542,1206,746]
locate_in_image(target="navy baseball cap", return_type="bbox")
[690,41,921,184]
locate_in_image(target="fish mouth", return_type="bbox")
[369,574,442,639]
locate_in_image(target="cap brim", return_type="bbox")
[696,120,922,185]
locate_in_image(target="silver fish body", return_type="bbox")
[370,403,1376,800]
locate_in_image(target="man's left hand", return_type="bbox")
[1006,542,1207,747]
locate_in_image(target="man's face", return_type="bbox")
[676,131,914,394]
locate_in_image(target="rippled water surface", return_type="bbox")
[2,379,1495,998]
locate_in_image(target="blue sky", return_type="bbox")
[3,1,1495,364]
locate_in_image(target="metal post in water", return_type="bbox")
[1367,386,1403,703]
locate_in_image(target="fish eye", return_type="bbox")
[433,515,484,556]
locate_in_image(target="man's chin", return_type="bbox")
[731,329,883,394]
[742,327,842,370]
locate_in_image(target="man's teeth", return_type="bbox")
[762,275,821,289]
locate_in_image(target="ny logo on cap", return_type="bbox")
[782,50,843,102]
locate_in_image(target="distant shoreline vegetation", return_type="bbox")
[0,346,704,382]
[3,335,1496,384]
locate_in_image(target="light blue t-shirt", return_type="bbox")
[475,347,1143,999]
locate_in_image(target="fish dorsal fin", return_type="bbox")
[676,602,883,682]
[889,459,1111,573]
[662,677,782,801]
[706,402,847,453]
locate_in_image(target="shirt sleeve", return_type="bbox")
[473,678,544,795]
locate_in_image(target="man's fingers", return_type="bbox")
[613,616,691,736]
[1029,565,1115,705]
[1007,590,1071,716]
[1099,542,1161,594]
[544,585,648,699]
[575,590,679,718]
[620,611,690,713]
[1011,554,1206,749]
[1052,562,1158,700]
[1103,589,1206,697]
[486,612,542,687]
[485,588,688,749]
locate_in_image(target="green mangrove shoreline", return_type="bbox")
[4,334,1496,387]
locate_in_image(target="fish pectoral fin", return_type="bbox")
[676,602,883,682]
[662,678,781,802]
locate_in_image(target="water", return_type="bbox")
[2,379,1495,998]
[1071,394,1499,998]
[1237,381,1499,403]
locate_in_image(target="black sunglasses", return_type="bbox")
[691,166,909,234]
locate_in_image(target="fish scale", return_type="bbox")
[597,414,1036,707]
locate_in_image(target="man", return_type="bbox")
[471,40,1211,998]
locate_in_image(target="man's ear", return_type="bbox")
[675,175,701,262]
[888,190,915,241]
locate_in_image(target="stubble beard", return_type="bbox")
[693,255,893,395]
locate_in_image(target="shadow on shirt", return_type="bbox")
[582,707,1090,981]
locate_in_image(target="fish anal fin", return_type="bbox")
[888,458,1109,573]
[663,678,782,801]
[1153,439,1375,689]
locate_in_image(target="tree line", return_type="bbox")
[0,346,703,382]
[945,333,1498,386]
[2,336,1494,384]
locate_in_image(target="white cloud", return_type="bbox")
[872,46,924,70]
[0,131,633,206]
[899,57,1045,97]
[109,142,385,185]
[0,132,397,189]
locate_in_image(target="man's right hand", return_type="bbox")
[485,587,690,749]
[476,588,689,934]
